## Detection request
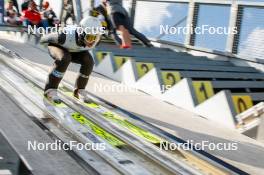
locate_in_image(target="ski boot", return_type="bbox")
[44,89,62,104]
[73,89,92,103]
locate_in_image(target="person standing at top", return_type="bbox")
[103,0,153,48]
[61,0,75,25]
[4,0,21,25]
[41,1,58,27]
[91,4,122,45]
[21,0,30,11]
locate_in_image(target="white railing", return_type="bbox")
[235,102,264,132]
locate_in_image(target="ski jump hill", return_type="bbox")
[0,26,264,175]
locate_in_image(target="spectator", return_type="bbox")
[4,0,21,25]
[103,0,153,48]
[21,0,48,28]
[21,0,30,12]
[41,1,59,27]
[92,4,122,45]
[61,0,75,25]
[12,0,20,14]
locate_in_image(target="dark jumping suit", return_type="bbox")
[40,27,94,92]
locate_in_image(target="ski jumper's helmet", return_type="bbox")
[79,16,103,48]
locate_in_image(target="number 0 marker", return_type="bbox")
[232,95,253,114]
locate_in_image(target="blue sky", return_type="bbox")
[134,1,264,60]
[134,1,188,44]
[237,7,264,59]
[194,4,230,51]
[134,2,231,50]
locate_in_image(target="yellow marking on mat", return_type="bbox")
[136,62,154,79]
[61,87,163,144]
[192,81,214,104]
[72,112,125,146]
[161,71,181,88]
[102,112,163,144]
[113,56,131,71]
[232,95,253,114]
[52,101,67,108]
[86,103,100,108]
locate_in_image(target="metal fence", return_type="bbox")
[131,0,264,63]
[6,0,264,63]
